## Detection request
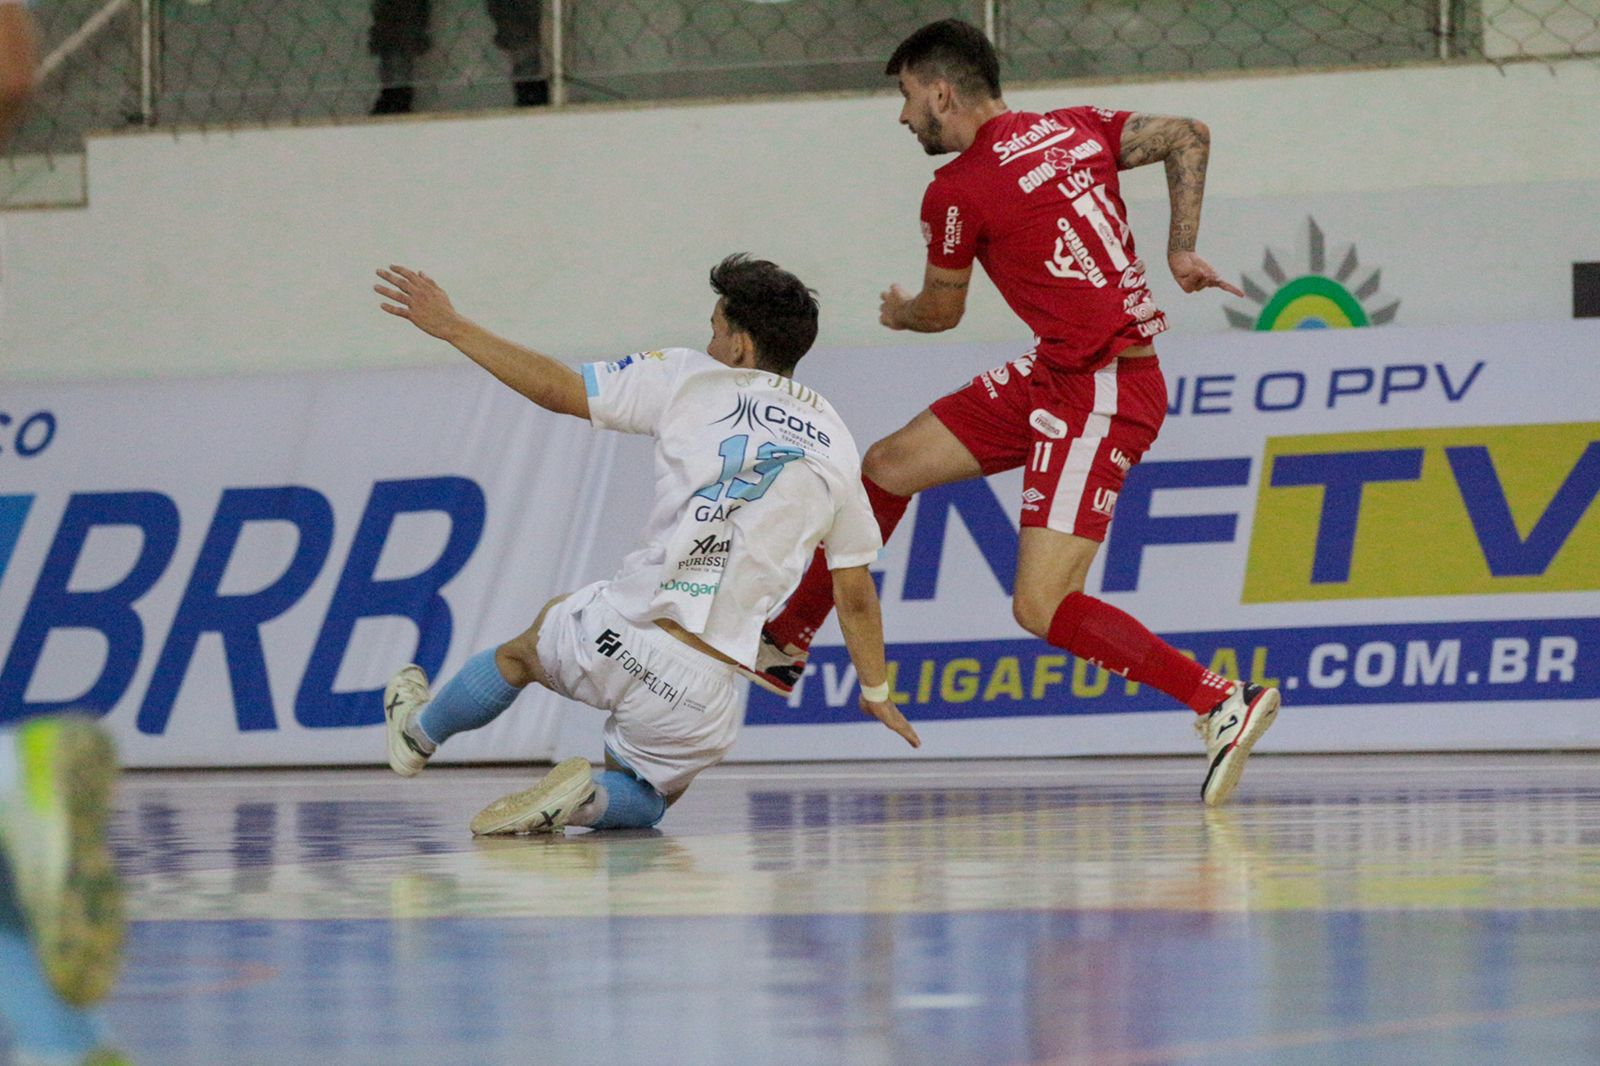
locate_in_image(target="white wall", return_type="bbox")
[3,57,1599,382]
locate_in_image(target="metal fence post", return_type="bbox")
[138,0,163,126]
[552,0,567,106]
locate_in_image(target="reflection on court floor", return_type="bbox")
[62,756,1600,1064]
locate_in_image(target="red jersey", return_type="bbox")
[920,107,1167,372]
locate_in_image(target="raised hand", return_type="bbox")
[375,265,464,340]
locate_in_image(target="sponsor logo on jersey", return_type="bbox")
[1226,217,1400,331]
[1020,487,1047,512]
[1029,409,1068,439]
[678,534,731,572]
[1016,141,1104,194]
[603,350,667,373]
[659,578,720,598]
[1046,217,1108,287]
[941,205,963,255]
[993,117,1076,166]
[1091,487,1119,518]
[1123,290,1161,322]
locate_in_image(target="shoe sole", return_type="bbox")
[6,716,125,1007]
[470,757,596,836]
[1202,688,1281,807]
[737,665,797,698]
[384,667,429,778]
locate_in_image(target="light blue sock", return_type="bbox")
[417,649,522,746]
[581,769,667,830]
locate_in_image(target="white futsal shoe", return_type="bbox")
[1196,682,1281,807]
[470,757,597,836]
[383,665,436,777]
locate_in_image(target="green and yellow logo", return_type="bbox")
[1244,422,1600,602]
[1226,218,1400,331]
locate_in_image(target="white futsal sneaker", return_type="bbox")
[383,665,436,778]
[470,757,597,836]
[1196,682,1281,807]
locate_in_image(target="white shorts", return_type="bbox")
[535,581,742,796]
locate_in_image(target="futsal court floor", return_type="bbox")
[83,753,1600,1065]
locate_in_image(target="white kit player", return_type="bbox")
[374,255,920,834]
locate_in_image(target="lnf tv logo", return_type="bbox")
[0,478,484,732]
[889,421,1600,603]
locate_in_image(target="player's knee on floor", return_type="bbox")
[589,769,666,830]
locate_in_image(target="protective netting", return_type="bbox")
[5,0,1599,203]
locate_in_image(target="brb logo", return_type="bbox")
[0,478,485,733]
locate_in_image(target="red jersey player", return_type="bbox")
[747,19,1280,806]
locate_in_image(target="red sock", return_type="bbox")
[767,476,910,650]
[1046,592,1234,714]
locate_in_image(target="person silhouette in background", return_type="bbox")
[370,0,548,114]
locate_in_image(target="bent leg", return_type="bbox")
[1013,527,1232,714]
[566,754,670,830]
[415,594,567,746]
[766,409,983,649]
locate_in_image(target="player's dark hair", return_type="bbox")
[709,254,819,376]
[885,19,1002,101]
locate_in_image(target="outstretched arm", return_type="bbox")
[376,265,589,420]
[1117,113,1244,297]
[880,262,973,333]
[0,2,39,149]
[832,564,920,748]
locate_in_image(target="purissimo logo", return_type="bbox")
[1225,217,1400,331]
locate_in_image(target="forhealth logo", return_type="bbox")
[1225,217,1400,331]
[1246,422,1600,601]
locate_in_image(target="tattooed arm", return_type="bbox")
[879,262,973,332]
[1118,113,1243,296]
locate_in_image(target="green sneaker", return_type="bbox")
[0,715,125,1007]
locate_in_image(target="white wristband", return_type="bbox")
[860,681,890,703]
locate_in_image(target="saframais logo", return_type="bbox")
[1226,217,1400,331]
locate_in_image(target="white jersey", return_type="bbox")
[581,347,880,668]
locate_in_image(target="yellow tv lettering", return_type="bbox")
[1246,422,1600,601]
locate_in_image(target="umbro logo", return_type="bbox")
[596,628,623,657]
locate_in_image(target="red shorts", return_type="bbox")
[929,350,1167,540]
